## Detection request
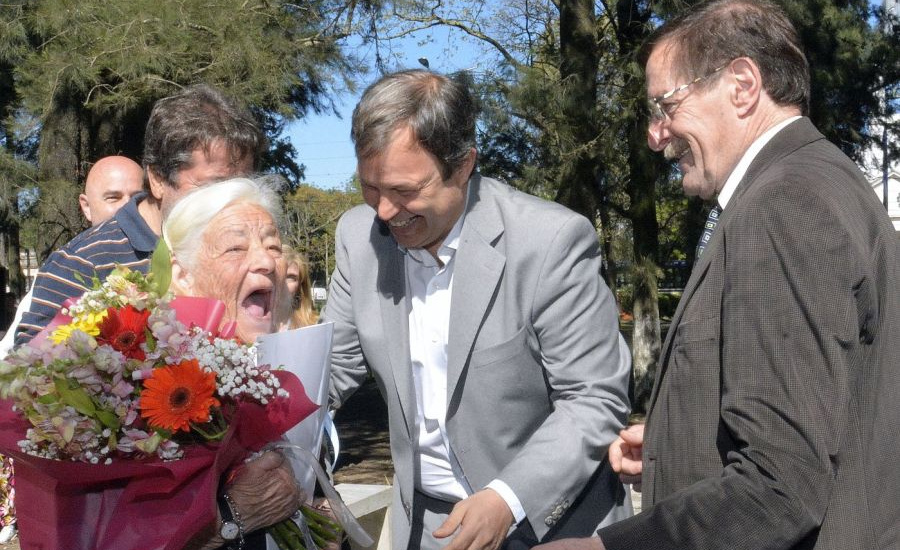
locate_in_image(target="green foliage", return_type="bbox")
[13,0,351,122]
[781,0,898,160]
[0,0,359,270]
[657,291,681,319]
[281,184,363,287]
[615,286,679,319]
[149,240,172,298]
[616,284,634,314]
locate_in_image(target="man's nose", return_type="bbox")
[376,195,400,221]
[647,118,671,152]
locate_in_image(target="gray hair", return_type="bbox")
[351,69,478,180]
[641,0,810,115]
[162,176,283,271]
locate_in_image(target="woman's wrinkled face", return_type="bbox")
[188,203,284,343]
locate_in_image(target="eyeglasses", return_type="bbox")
[647,64,728,123]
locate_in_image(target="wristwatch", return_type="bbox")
[217,492,245,549]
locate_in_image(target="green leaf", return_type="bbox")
[150,239,172,296]
[95,409,120,431]
[54,377,96,416]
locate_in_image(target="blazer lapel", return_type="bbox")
[377,238,417,438]
[646,209,723,415]
[446,176,506,407]
[647,118,821,416]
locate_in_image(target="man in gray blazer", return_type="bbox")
[538,1,900,549]
[322,69,632,550]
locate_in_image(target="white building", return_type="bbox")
[866,0,900,230]
[864,107,899,230]
[869,168,900,231]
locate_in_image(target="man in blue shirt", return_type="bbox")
[12,84,301,550]
[15,84,262,344]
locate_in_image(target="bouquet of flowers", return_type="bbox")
[0,255,342,550]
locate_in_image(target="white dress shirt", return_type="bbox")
[404,203,526,523]
[0,288,32,359]
[716,116,802,209]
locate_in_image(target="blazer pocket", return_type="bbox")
[470,326,529,369]
[673,315,719,347]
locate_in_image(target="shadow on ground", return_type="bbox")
[332,378,394,486]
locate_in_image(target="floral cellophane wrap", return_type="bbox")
[0,285,317,550]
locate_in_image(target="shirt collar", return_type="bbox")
[117,192,159,253]
[717,115,802,209]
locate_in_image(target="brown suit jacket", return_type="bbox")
[599,117,900,549]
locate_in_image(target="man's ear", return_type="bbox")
[455,147,478,186]
[79,194,92,224]
[147,169,168,201]
[170,260,194,295]
[729,57,762,117]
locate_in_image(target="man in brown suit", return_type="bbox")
[538,0,900,548]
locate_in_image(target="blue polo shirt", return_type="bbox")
[15,193,159,345]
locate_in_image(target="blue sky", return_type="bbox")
[286,30,489,190]
[287,0,896,190]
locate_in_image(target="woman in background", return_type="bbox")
[278,246,318,330]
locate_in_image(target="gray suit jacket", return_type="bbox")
[324,175,632,548]
[599,118,900,549]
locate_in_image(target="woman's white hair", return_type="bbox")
[162,176,283,271]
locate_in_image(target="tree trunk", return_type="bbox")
[613,1,668,406]
[630,255,660,413]
[554,0,601,220]
[598,202,619,304]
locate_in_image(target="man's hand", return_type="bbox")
[533,537,607,550]
[433,489,514,550]
[227,450,303,532]
[609,423,644,490]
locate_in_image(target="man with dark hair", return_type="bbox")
[15,84,263,344]
[13,85,294,550]
[323,69,633,550]
[538,1,900,549]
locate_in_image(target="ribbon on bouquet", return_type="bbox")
[264,441,375,547]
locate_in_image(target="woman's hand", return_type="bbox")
[228,450,304,533]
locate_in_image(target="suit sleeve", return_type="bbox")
[322,213,369,410]
[600,182,863,549]
[497,214,631,533]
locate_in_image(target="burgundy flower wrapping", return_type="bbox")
[0,369,317,550]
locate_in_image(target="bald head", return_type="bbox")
[80,156,144,226]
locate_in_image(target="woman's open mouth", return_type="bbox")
[240,288,273,319]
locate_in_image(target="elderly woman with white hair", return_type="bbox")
[164,176,287,344]
[163,177,300,550]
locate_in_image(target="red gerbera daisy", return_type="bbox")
[98,304,151,360]
[140,359,220,433]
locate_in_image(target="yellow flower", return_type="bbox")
[49,323,78,344]
[49,310,109,344]
[80,309,109,331]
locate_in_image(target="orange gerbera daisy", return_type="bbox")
[140,359,220,432]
